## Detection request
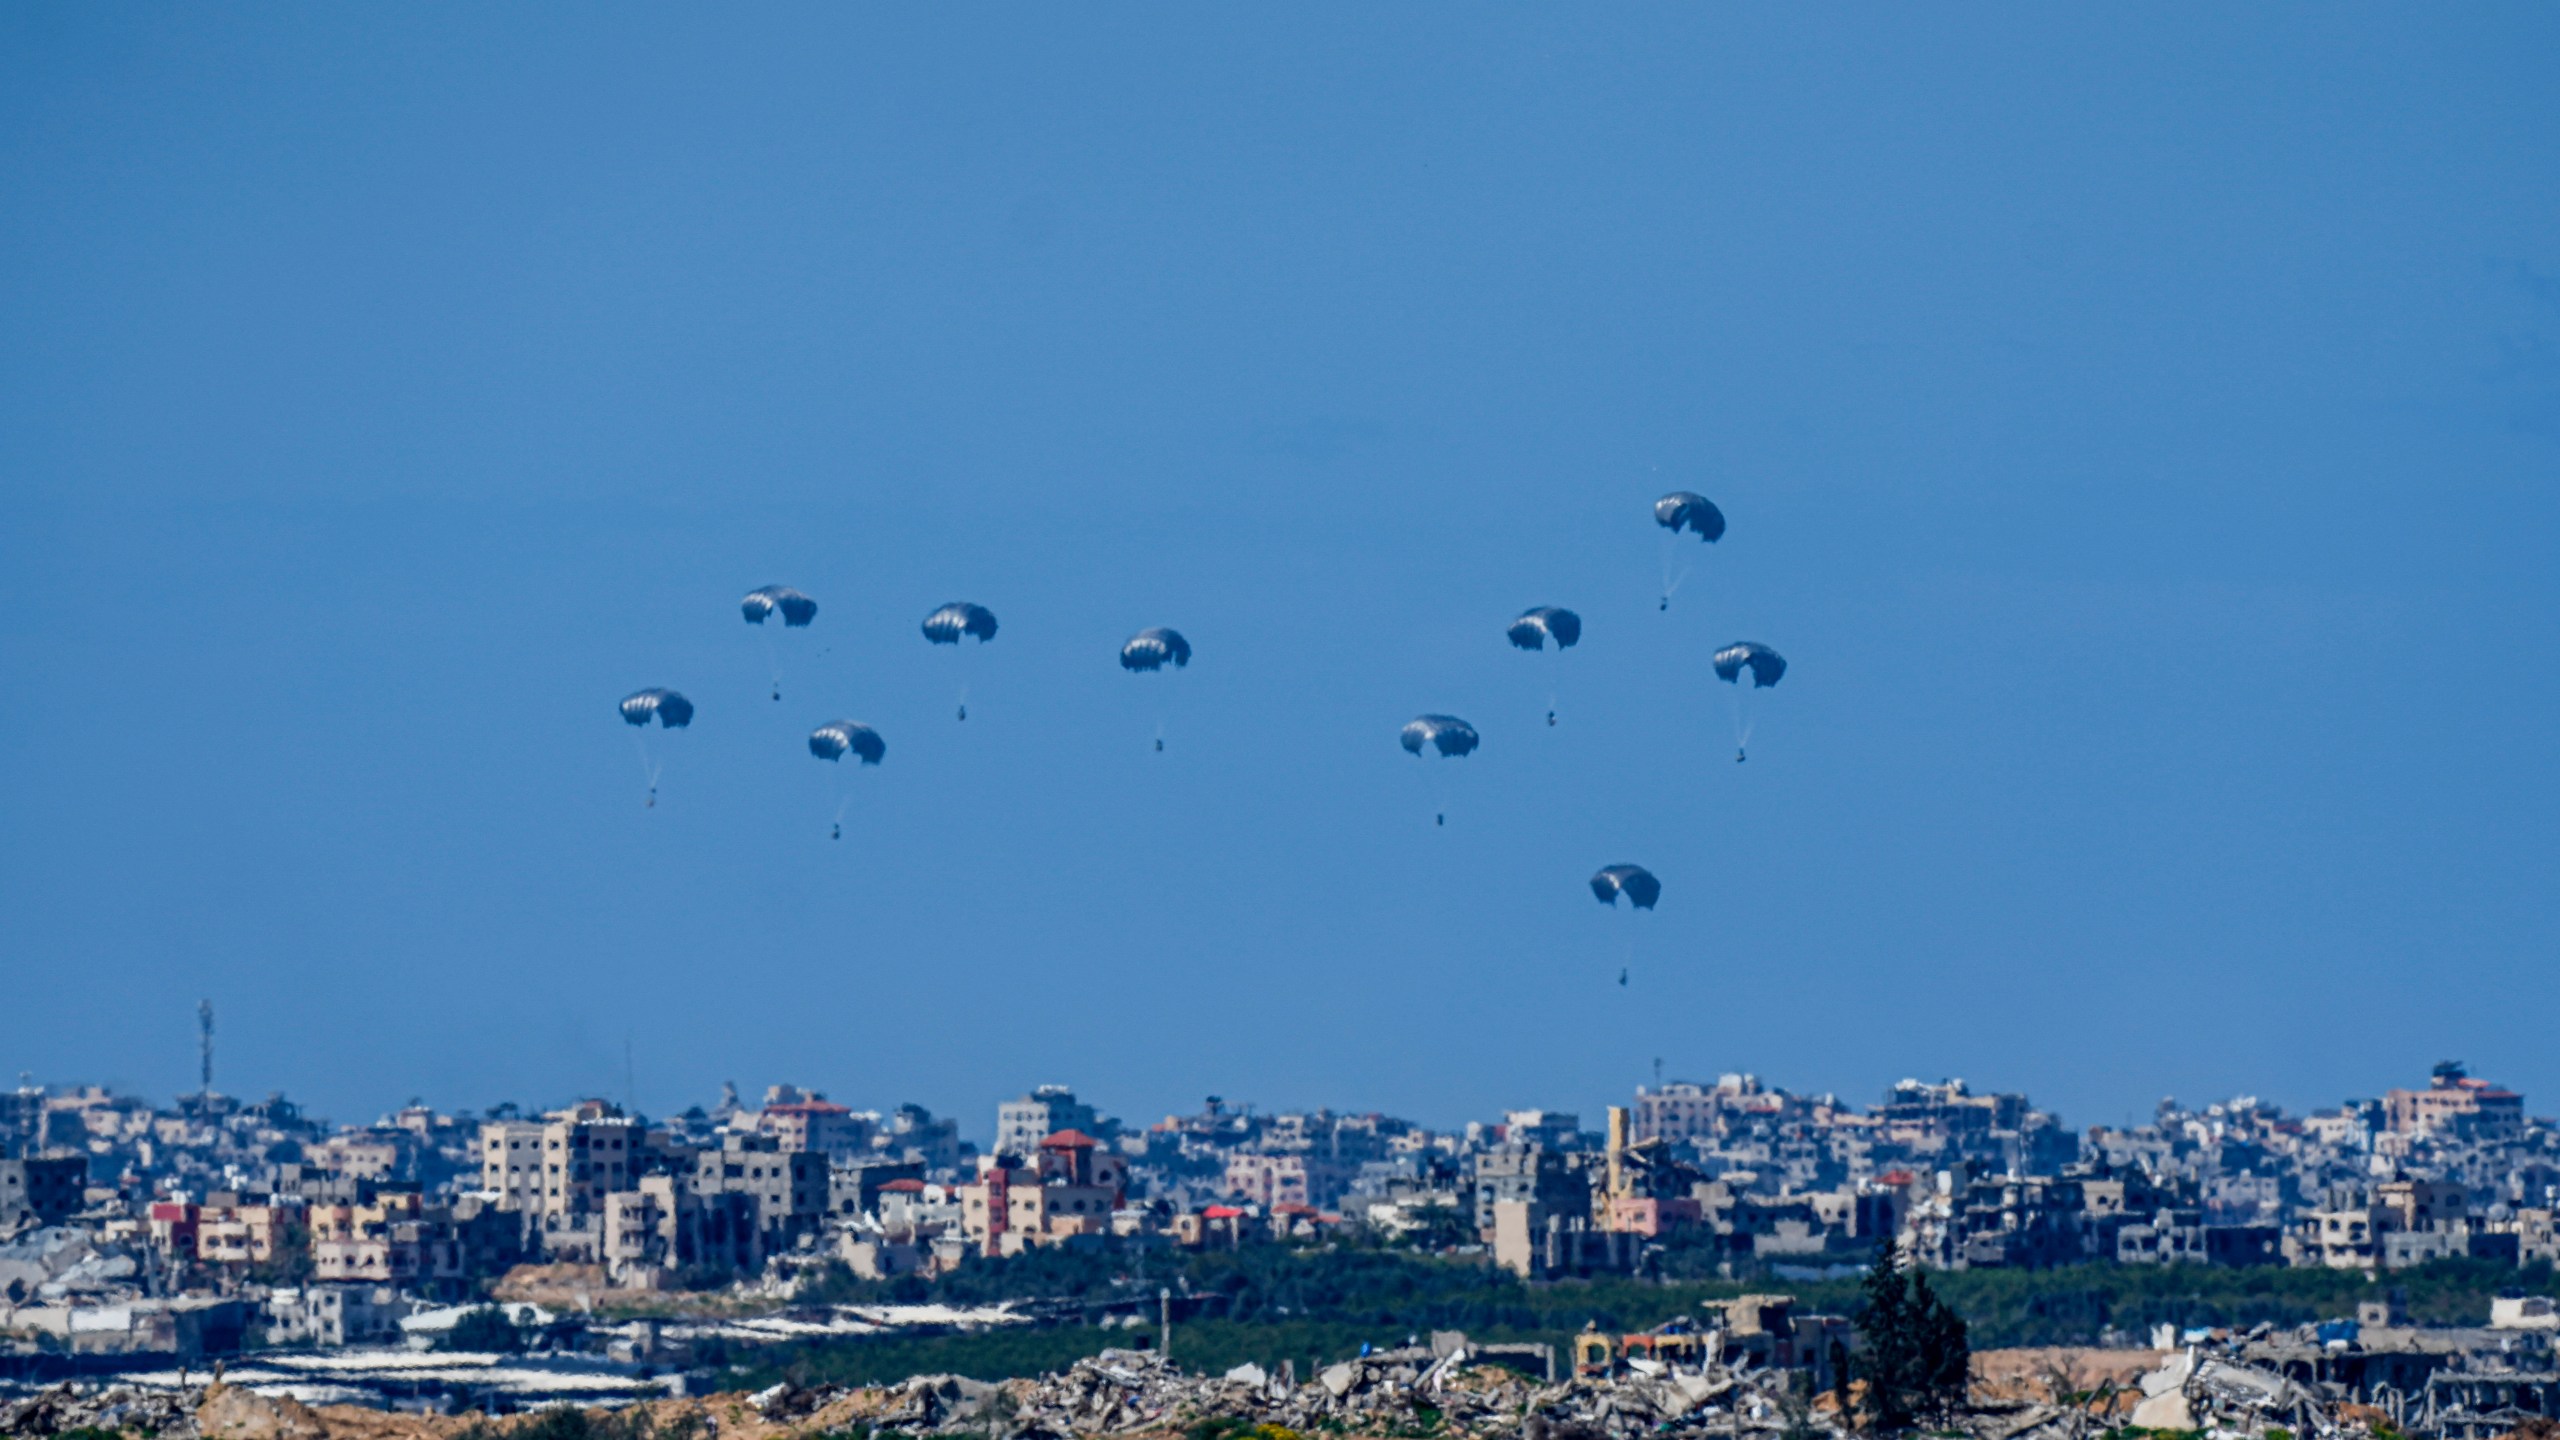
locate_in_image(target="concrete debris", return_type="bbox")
[976,1336,2547,1440]
[713,1342,1860,1440]
[2002,1347,2342,1440]
[197,1383,333,1440]
[8,1334,2544,1440]
[0,1380,211,1440]
[748,1372,1003,1431]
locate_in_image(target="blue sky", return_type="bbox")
[3,6,2554,1138]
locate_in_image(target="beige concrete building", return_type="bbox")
[754,1096,874,1159]
[310,1193,464,1286]
[957,1130,1126,1257]
[602,1173,767,1285]
[311,1131,407,1181]
[2302,1206,2378,1268]
[479,1121,545,1211]
[477,1102,638,1261]
[2383,1066,2525,1139]
[1222,1152,1351,1212]
[196,1201,300,1267]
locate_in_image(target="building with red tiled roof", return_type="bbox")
[756,1097,874,1159]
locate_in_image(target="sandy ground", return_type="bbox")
[1970,1346,2170,1398]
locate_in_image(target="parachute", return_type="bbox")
[808,720,885,765]
[1653,493,1725,610]
[808,720,885,840]
[1591,863,1659,987]
[1711,642,1787,688]
[618,688,692,807]
[1399,714,1480,758]
[922,603,998,645]
[1120,628,1192,672]
[741,586,818,700]
[1508,607,1581,725]
[1399,714,1478,825]
[1589,864,1661,910]
[619,689,694,728]
[924,603,999,719]
[1654,492,1725,541]
[1711,642,1786,762]
[741,586,818,626]
[1122,628,1192,750]
[1506,607,1582,651]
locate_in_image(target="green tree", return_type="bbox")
[1909,1268,1972,1423]
[1851,1248,1920,1432]
[1850,1253,1971,1432]
[440,1305,528,1353]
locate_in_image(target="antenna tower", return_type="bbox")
[198,1000,215,1096]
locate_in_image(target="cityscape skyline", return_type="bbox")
[15,1024,2535,1149]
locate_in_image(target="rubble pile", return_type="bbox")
[749,1344,1843,1440]
[8,1334,2553,1440]
[0,1381,210,1439]
[2117,1349,2326,1439]
[1982,1339,2560,1440]
[747,1338,2560,1440]
[753,1373,1007,1434]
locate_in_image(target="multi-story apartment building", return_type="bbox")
[195,1198,302,1267]
[957,1129,1126,1257]
[1472,1145,1590,1234]
[1223,1153,1356,1212]
[0,1156,86,1234]
[995,1086,1109,1160]
[477,1101,638,1260]
[689,1133,828,1241]
[2385,1064,2525,1140]
[308,1192,484,1289]
[603,1174,764,1284]
[755,1095,875,1159]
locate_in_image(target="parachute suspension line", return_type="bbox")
[629,732,662,806]
[1151,678,1179,753]
[1408,758,1450,828]
[1730,684,1756,762]
[759,630,782,702]
[1658,533,1693,611]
